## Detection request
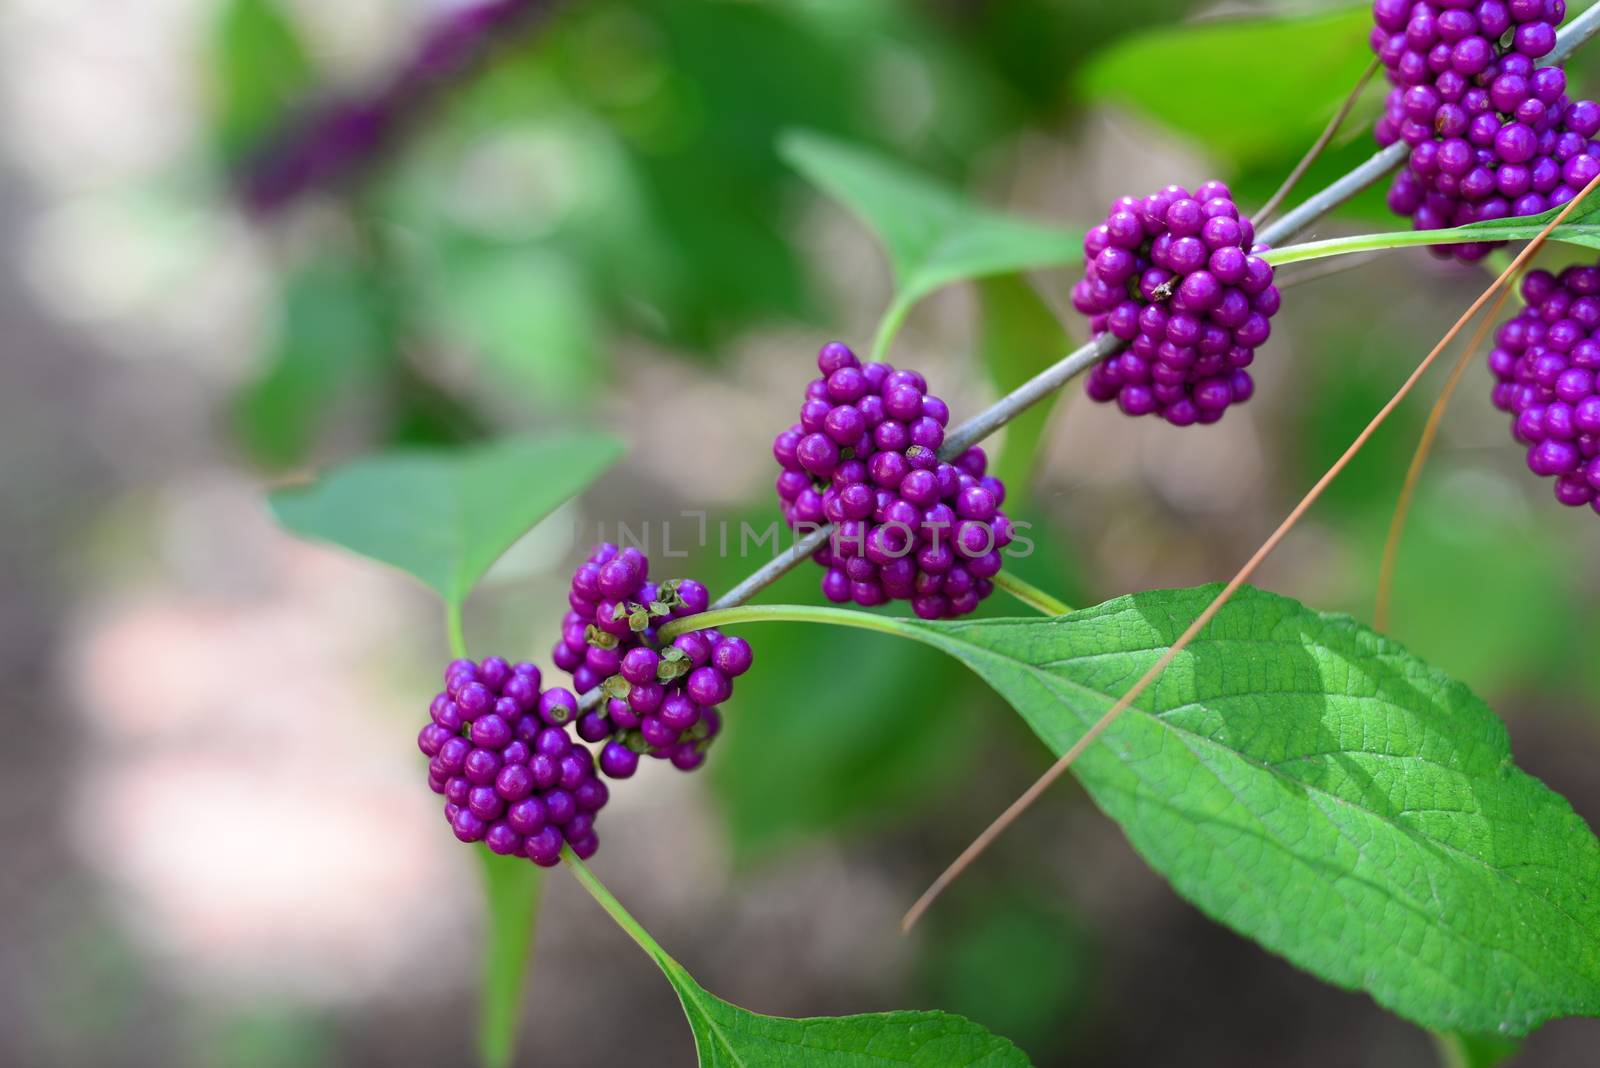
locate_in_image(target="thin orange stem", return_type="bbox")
[1373,282,1516,632]
[900,172,1600,934]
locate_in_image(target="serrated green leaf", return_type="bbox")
[778,130,1080,358]
[207,0,313,165]
[476,852,540,1068]
[1077,5,1377,168]
[975,275,1072,506]
[725,588,1600,1034]
[882,586,1600,1035]
[269,433,624,608]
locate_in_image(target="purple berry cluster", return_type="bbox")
[772,342,1014,619]
[1487,264,1600,511]
[418,657,608,866]
[552,544,752,774]
[1072,183,1276,425]
[1372,0,1600,261]
[239,0,551,214]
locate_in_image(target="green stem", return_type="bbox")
[563,849,678,973]
[993,571,1073,616]
[1264,228,1486,266]
[1433,1034,1469,1068]
[1263,215,1593,267]
[446,601,468,660]
[657,603,920,643]
[870,295,914,363]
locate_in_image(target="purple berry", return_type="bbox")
[600,741,640,780]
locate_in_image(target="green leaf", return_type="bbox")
[1077,6,1377,168]
[663,973,1031,1068]
[566,857,1031,1067]
[207,0,313,165]
[703,589,1600,1035]
[975,276,1072,506]
[476,853,541,1068]
[885,586,1600,1035]
[269,433,624,607]
[778,130,1081,359]
[1264,197,1600,267]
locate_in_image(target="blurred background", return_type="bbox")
[3,0,1599,1064]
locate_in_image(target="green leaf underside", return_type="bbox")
[861,586,1600,1035]
[778,130,1081,351]
[660,964,1031,1068]
[1265,198,1600,266]
[269,433,624,607]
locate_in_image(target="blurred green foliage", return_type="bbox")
[1079,3,1393,220]
[233,246,395,467]
[1078,6,1376,170]
[916,887,1091,1063]
[1289,323,1594,699]
[693,520,983,861]
[208,0,313,166]
[217,0,1202,470]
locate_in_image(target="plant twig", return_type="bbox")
[993,571,1073,616]
[1254,58,1379,227]
[447,601,468,660]
[899,171,1600,934]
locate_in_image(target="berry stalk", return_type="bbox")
[991,570,1073,617]
[657,603,921,644]
[563,848,680,973]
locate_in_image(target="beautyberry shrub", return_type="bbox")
[552,544,750,773]
[1488,264,1600,511]
[1072,182,1276,425]
[773,343,1014,619]
[419,657,607,865]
